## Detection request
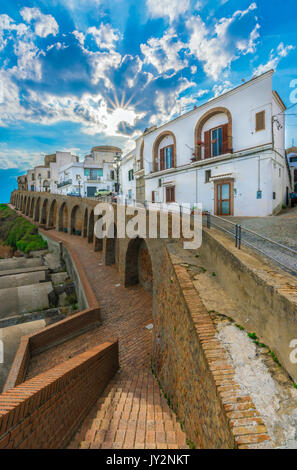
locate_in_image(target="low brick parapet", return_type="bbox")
[0,341,119,449]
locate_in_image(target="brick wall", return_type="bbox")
[152,246,271,449]
[0,341,119,449]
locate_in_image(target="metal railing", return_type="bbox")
[57,179,72,188]
[203,212,297,276]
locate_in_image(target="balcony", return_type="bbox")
[57,179,72,188]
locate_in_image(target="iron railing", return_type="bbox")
[203,212,297,276]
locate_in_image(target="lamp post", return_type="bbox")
[113,152,121,195]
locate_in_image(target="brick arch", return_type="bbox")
[194,106,233,160]
[22,196,27,213]
[29,198,35,218]
[88,210,94,243]
[34,197,41,222]
[25,196,31,216]
[70,205,83,236]
[48,199,58,228]
[104,222,117,266]
[40,199,49,225]
[83,208,88,238]
[152,130,177,172]
[124,237,153,293]
[58,202,69,232]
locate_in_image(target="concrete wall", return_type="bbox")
[199,227,297,382]
[0,282,53,319]
[40,233,88,310]
[0,271,46,289]
[0,258,43,272]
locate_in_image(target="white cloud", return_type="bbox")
[0,146,44,171]
[89,50,122,87]
[146,0,190,23]
[253,42,295,76]
[46,42,69,52]
[11,39,44,81]
[141,28,186,74]
[186,2,259,79]
[87,24,121,50]
[20,7,59,38]
[212,80,232,97]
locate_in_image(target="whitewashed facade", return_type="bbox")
[135,70,291,216]
[120,150,136,201]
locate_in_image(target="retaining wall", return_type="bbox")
[0,341,118,449]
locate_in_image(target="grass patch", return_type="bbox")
[0,204,47,253]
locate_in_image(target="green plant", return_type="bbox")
[248,332,257,340]
[212,272,216,276]
[293,383,297,389]
[235,324,244,331]
[200,266,207,273]
[270,351,281,366]
[186,439,195,449]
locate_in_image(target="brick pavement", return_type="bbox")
[25,233,188,449]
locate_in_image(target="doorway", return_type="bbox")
[215,180,233,216]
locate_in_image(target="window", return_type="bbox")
[110,170,115,180]
[128,169,134,181]
[255,110,265,131]
[128,189,132,199]
[166,186,175,203]
[160,145,174,170]
[205,170,211,183]
[32,174,35,181]
[211,127,222,157]
[158,178,162,187]
[84,168,103,179]
[290,156,297,163]
[47,171,50,178]
[152,191,155,203]
[279,168,281,177]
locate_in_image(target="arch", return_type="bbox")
[124,237,153,293]
[34,197,41,222]
[70,205,82,236]
[59,202,69,232]
[194,106,232,160]
[22,196,27,213]
[40,199,49,225]
[25,197,31,216]
[48,200,58,228]
[88,210,94,243]
[83,208,88,238]
[105,223,117,265]
[94,215,103,252]
[29,198,35,218]
[152,130,177,172]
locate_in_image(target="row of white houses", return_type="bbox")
[121,70,293,216]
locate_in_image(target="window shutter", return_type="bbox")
[222,123,229,154]
[152,191,155,203]
[256,111,265,131]
[160,148,165,171]
[204,130,211,159]
[172,186,175,202]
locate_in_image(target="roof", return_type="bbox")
[91,146,122,153]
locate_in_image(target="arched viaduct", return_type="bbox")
[11,190,168,301]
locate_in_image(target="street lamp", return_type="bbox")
[77,175,82,197]
[113,152,121,195]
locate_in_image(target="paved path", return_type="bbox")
[25,233,187,449]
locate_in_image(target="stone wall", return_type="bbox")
[152,244,270,449]
[0,341,118,449]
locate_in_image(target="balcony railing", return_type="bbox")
[57,179,72,188]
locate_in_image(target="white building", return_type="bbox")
[287,146,297,188]
[57,145,122,197]
[120,150,136,201]
[134,70,292,216]
[49,152,79,194]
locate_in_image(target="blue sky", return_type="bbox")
[0,0,297,202]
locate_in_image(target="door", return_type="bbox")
[217,182,231,215]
